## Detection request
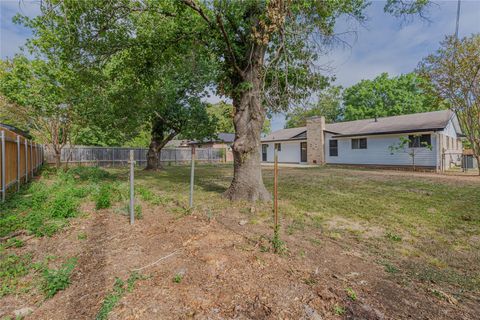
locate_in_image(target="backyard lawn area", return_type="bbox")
[1,164,479,319]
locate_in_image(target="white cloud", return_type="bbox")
[320,0,480,88]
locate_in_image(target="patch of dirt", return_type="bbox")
[1,203,477,319]
[324,216,385,239]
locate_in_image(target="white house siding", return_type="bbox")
[442,119,458,138]
[440,118,463,152]
[324,132,438,167]
[261,140,305,163]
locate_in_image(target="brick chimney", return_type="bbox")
[306,116,325,165]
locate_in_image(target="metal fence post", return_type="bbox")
[129,150,135,225]
[189,146,195,208]
[25,139,28,183]
[274,144,278,229]
[1,131,5,202]
[17,136,20,191]
[30,141,33,176]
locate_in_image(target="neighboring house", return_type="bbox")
[189,133,235,162]
[189,133,235,149]
[261,110,463,171]
[165,139,190,148]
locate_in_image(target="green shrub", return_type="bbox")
[41,258,77,298]
[95,184,112,210]
[50,191,79,218]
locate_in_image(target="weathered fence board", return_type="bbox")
[45,146,225,166]
[0,128,44,201]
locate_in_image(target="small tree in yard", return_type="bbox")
[0,56,78,167]
[418,35,480,175]
[389,135,432,171]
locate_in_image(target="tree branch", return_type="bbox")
[181,0,214,27]
[216,14,244,78]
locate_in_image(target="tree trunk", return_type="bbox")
[53,145,61,168]
[224,63,270,202]
[145,143,161,170]
[145,118,177,170]
[145,119,164,171]
[477,155,480,176]
[54,151,61,168]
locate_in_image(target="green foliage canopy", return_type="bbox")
[285,86,343,128]
[342,72,447,121]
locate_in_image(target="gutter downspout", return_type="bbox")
[436,132,441,173]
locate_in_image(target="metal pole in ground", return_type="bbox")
[17,136,20,191]
[129,150,135,225]
[30,142,33,176]
[1,131,5,202]
[189,145,195,208]
[274,145,278,228]
[25,140,28,183]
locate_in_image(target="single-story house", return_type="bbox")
[189,133,235,149]
[261,110,463,171]
[189,133,235,162]
[165,139,191,148]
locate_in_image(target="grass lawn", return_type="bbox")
[133,164,480,293]
[1,164,479,318]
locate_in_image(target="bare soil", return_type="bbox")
[1,199,477,320]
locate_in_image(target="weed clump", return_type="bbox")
[173,274,183,283]
[41,258,77,298]
[68,166,111,182]
[95,184,112,209]
[96,272,144,320]
[0,253,32,296]
[346,287,357,301]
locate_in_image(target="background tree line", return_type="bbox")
[285,72,449,128]
[1,0,477,199]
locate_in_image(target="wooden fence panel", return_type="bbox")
[1,129,44,202]
[45,146,224,166]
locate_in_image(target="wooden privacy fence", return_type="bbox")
[1,129,44,202]
[45,146,225,166]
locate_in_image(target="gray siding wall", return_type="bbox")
[324,132,438,167]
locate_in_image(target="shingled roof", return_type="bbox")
[262,110,456,142]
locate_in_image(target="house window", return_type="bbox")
[408,134,431,148]
[274,143,281,151]
[329,140,338,157]
[261,144,268,162]
[352,138,367,149]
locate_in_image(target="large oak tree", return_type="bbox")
[20,0,431,201]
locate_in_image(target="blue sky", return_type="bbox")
[1,0,479,131]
